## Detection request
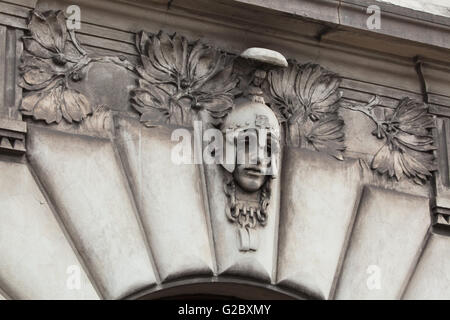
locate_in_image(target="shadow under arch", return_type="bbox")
[123,277,314,300]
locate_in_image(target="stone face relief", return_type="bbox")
[221,99,281,251]
[18,9,437,188]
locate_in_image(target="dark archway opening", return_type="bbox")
[130,279,301,300]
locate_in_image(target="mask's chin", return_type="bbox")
[233,165,268,192]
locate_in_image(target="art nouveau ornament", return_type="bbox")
[18,9,437,189]
[220,48,284,251]
[221,99,281,251]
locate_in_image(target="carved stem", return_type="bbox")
[89,56,136,73]
[341,95,387,139]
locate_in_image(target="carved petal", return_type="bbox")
[371,143,393,176]
[306,115,346,160]
[158,32,187,76]
[295,63,341,119]
[21,91,43,114]
[136,31,150,55]
[138,56,173,84]
[131,84,175,125]
[28,10,67,53]
[137,32,190,85]
[20,56,58,90]
[268,64,298,111]
[187,42,210,84]
[395,132,436,152]
[198,61,239,95]
[398,149,434,183]
[21,85,63,124]
[190,48,222,89]
[22,37,54,59]
[391,98,435,136]
[151,33,176,76]
[62,89,92,123]
[371,140,435,184]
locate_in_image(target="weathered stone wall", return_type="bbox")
[0,0,450,300]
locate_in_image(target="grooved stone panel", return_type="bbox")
[0,160,99,300]
[115,116,214,282]
[27,126,157,299]
[403,234,450,299]
[335,187,430,299]
[277,149,362,299]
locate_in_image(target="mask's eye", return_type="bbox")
[236,130,258,159]
[266,140,272,158]
[266,134,279,158]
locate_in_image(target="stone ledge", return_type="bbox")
[0,118,26,155]
[227,0,450,51]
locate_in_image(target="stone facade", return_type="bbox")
[0,0,450,299]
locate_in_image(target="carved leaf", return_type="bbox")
[62,89,92,123]
[306,114,345,160]
[20,84,92,124]
[295,63,341,121]
[370,98,436,184]
[267,64,301,120]
[133,31,239,127]
[19,55,60,90]
[131,83,172,126]
[21,85,63,124]
[20,10,93,124]
[371,143,435,183]
[28,10,67,54]
[391,98,435,136]
[22,37,54,59]
[267,62,345,159]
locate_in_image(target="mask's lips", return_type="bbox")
[244,166,264,176]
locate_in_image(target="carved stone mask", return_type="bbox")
[221,99,281,192]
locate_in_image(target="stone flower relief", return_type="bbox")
[131,31,239,127]
[19,10,133,124]
[266,63,345,160]
[342,97,437,184]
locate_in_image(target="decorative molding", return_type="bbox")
[431,197,450,230]
[432,118,450,231]
[342,97,437,185]
[131,31,240,128]
[0,118,26,155]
